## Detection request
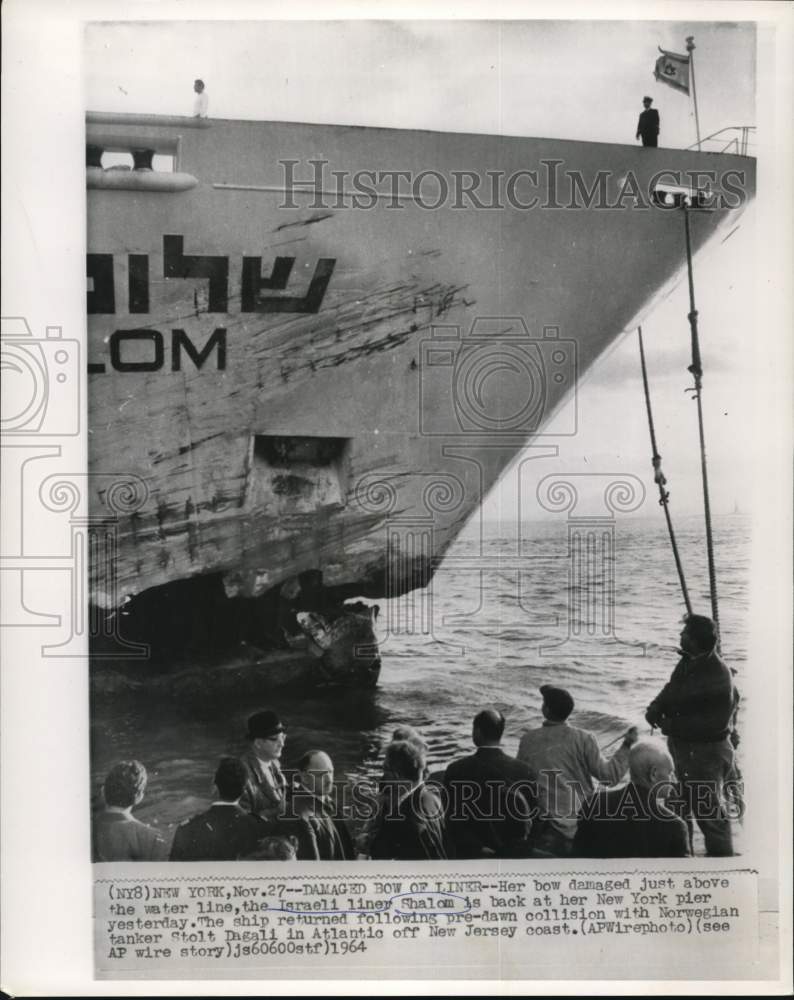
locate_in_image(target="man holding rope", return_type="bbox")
[645,614,738,856]
[517,685,638,857]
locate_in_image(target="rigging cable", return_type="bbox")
[637,326,692,615]
[637,325,693,615]
[683,201,721,643]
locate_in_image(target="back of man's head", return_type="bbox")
[629,741,674,791]
[214,757,248,801]
[473,708,505,746]
[384,740,425,783]
[540,684,574,722]
[392,725,428,753]
[104,760,147,808]
[683,613,718,654]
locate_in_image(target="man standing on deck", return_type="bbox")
[645,614,737,856]
[517,685,638,857]
[193,79,208,118]
[636,96,660,147]
[239,710,288,821]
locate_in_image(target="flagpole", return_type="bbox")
[686,36,702,151]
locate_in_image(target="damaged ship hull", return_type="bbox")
[86,113,755,688]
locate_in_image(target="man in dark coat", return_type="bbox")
[443,709,536,858]
[636,96,660,147]
[170,757,268,861]
[238,710,288,821]
[369,740,447,861]
[277,751,354,861]
[645,614,737,856]
[573,742,690,858]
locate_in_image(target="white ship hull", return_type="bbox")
[85,113,754,678]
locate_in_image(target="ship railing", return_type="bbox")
[687,126,756,157]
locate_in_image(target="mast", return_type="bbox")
[686,36,702,152]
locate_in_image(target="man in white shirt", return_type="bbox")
[517,685,637,856]
[193,79,208,118]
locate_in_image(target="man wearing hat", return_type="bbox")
[517,685,638,856]
[636,96,660,147]
[645,613,737,856]
[239,710,288,821]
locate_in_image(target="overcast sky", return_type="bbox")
[85,18,758,517]
[86,20,754,148]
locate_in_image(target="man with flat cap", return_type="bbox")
[517,685,637,856]
[239,710,288,821]
[170,757,268,861]
[636,96,660,147]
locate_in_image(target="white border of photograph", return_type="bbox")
[1,0,791,994]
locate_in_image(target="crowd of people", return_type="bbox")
[93,613,741,863]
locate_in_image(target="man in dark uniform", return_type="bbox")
[645,614,737,856]
[636,96,660,147]
[170,758,268,861]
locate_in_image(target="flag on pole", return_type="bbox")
[654,47,691,94]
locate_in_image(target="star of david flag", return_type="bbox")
[654,47,691,94]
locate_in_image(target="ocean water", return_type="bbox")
[90,512,749,844]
